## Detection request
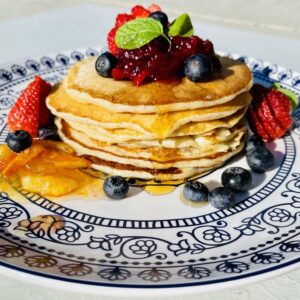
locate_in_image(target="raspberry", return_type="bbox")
[115,13,134,27]
[147,4,161,13]
[131,5,150,18]
[107,27,118,55]
[201,40,214,56]
[249,84,292,141]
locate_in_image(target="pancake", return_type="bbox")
[78,142,245,180]
[59,117,246,149]
[47,84,252,138]
[86,157,226,180]
[64,106,248,142]
[57,118,246,170]
[48,53,252,180]
[65,56,252,113]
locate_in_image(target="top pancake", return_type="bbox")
[66,56,252,113]
[47,83,251,139]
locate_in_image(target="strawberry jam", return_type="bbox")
[112,36,219,85]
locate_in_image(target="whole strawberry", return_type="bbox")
[7,76,52,137]
[248,84,292,142]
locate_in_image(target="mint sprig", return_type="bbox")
[115,18,171,50]
[168,13,194,37]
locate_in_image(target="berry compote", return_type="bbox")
[112,36,219,86]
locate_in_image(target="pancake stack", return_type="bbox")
[46,56,253,180]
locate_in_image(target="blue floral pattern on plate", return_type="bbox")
[0,48,299,291]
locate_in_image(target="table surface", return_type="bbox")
[0,3,299,300]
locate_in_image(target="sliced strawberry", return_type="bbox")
[131,5,150,18]
[248,107,271,141]
[147,4,162,13]
[260,96,285,137]
[7,76,52,137]
[249,84,293,141]
[268,89,292,131]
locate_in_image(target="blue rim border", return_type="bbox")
[0,256,299,289]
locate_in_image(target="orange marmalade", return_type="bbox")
[0,140,94,197]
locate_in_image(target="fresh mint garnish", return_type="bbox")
[272,82,299,110]
[168,13,194,37]
[115,18,171,50]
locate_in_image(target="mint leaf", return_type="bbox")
[115,18,170,50]
[168,13,194,37]
[272,82,299,109]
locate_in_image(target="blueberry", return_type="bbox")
[208,187,235,209]
[104,176,129,200]
[246,146,274,173]
[149,11,168,32]
[184,54,213,82]
[38,124,60,141]
[221,167,252,192]
[95,52,118,77]
[246,135,265,152]
[183,180,209,202]
[6,130,32,153]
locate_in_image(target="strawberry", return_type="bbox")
[248,84,292,142]
[147,4,162,13]
[132,70,149,86]
[111,68,126,80]
[7,76,52,137]
[107,5,159,60]
[248,107,271,141]
[107,27,118,55]
[115,13,134,28]
[131,5,150,18]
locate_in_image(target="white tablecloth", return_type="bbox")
[0,4,299,300]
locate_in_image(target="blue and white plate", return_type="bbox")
[0,48,299,297]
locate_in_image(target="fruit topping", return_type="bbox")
[184,54,213,82]
[246,135,265,152]
[115,13,135,28]
[6,130,32,153]
[104,5,220,85]
[272,82,299,110]
[131,5,150,18]
[107,4,153,55]
[183,180,209,202]
[149,11,169,32]
[38,124,60,141]
[0,141,92,196]
[107,27,119,55]
[221,167,252,192]
[7,76,52,137]
[104,175,129,199]
[147,4,162,13]
[95,52,118,77]
[246,146,274,173]
[208,187,235,209]
[248,84,293,142]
